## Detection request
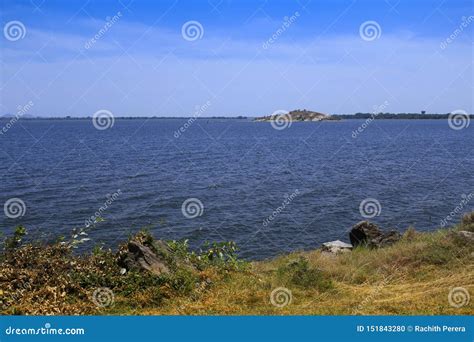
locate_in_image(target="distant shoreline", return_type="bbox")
[1,114,473,120]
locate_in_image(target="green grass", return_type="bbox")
[0,214,473,315]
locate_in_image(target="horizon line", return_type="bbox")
[1,112,473,119]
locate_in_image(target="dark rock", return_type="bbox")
[119,241,170,276]
[349,221,382,247]
[369,230,402,248]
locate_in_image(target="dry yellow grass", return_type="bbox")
[2,218,473,315]
[137,228,473,315]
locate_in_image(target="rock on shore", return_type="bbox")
[349,221,401,248]
[322,221,403,253]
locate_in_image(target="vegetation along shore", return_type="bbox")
[1,213,473,315]
[2,113,473,121]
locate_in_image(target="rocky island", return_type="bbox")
[254,109,341,122]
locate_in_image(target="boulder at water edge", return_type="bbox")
[349,221,382,247]
[349,221,401,248]
[118,241,170,276]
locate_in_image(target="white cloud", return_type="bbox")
[1,18,472,116]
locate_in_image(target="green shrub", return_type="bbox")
[165,269,199,295]
[3,225,27,251]
[277,257,333,291]
[417,232,471,265]
[168,239,248,271]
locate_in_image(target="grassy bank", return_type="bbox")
[1,214,473,315]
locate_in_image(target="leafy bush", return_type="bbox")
[3,225,27,251]
[168,239,248,271]
[0,227,247,314]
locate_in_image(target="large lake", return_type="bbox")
[1,119,472,259]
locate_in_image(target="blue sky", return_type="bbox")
[1,0,473,117]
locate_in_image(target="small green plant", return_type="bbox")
[277,257,333,291]
[67,227,91,248]
[167,239,247,271]
[165,268,199,295]
[3,225,27,251]
[197,241,247,270]
[167,239,191,259]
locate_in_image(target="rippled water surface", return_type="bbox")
[1,119,473,259]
